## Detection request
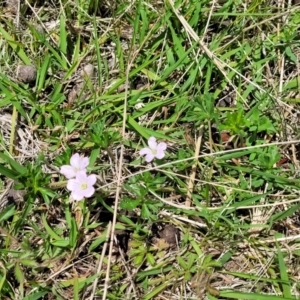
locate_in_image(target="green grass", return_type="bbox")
[0,0,300,299]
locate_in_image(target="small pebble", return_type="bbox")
[17,65,37,83]
[80,64,94,78]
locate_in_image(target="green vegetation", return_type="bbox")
[0,0,300,299]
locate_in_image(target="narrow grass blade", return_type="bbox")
[0,27,31,64]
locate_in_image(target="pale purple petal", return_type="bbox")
[79,156,89,169]
[140,148,152,157]
[87,174,97,185]
[67,171,96,201]
[148,137,157,149]
[70,153,81,168]
[67,178,78,191]
[145,153,155,162]
[155,142,167,159]
[155,149,165,159]
[84,186,95,198]
[72,189,86,201]
[157,142,167,151]
[60,165,76,179]
[140,147,155,162]
[76,171,88,182]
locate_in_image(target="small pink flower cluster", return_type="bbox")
[59,137,166,200]
[60,153,97,201]
[140,137,167,162]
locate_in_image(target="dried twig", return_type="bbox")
[90,222,111,300]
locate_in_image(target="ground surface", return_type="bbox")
[1,0,300,299]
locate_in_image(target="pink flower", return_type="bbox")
[67,171,97,201]
[60,153,89,179]
[139,136,167,162]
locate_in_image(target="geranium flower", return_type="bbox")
[139,136,167,162]
[60,153,89,179]
[67,171,97,201]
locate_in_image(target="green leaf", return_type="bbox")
[167,19,189,65]
[0,165,18,180]
[142,282,168,300]
[277,244,292,298]
[177,256,187,269]
[0,204,15,222]
[56,274,98,289]
[187,253,198,269]
[14,263,24,284]
[127,115,169,140]
[88,230,108,252]
[89,148,100,167]
[73,276,79,300]
[37,54,51,92]
[23,291,48,300]
[285,47,297,64]
[0,152,27,175]
[0,27,30,64]
[146,253,155,266]
[11,100,28,120]
[19,259,38,267]
[0,265,7,292]
[136,265,173,281]
[134,253,145,266]
[141,203,151,219]
[50,240,70,247]
[120,198,141,210]
[270,204,299,223]
[69,217,78,248]
[42,214,62,241]
[42,39,68,70]
[59,15,67,54]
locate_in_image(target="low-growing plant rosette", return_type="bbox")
[140,136,167,162]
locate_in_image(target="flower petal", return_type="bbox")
[157,142,167,151]
[60,165,76,179]
[140,148,152,156]
[87,174,97,186]
[155,149,165,159]
[148,137,157,149]
[72,189,86,201]
[70,153,80,168]
[145,153,155,162]
[76,170,88,182]
[84,186,95,198]
[67,178,78,191]
[79,156,89,169]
